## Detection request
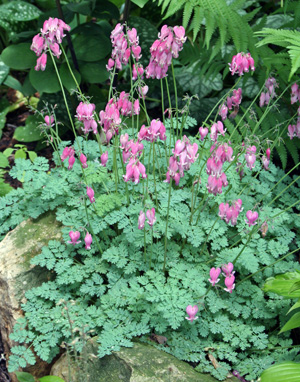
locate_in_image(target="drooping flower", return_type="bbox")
[68,231,81,245]
[146,208,156,227]
[222,263,235,277]
[224,275,235,294]
[208,267,221,286]
[44,115,54,126]
[138,211,146,230]
[146,25,186,80]
[80,153,88,168]
[229,52,255,76]
[185,305,199,322]
[84,232,92,250]
[76,102,98,135]
[68,155,75,170]
[100,151,108,167]
[245,210,259,227]
[34,53,47,71]
[86,186,95,203]
[123,158,147,184]
[199,126,208,141]
[31,17,70,71]
[245,145,257,170]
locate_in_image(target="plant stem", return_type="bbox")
[163,180,172,273]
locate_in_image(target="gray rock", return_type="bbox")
[51,340,237,382]
[0,212,62,381]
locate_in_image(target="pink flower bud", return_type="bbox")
[44,115,54,126]
[100,151,108,167]
[84,232,92,250]
[138,211,146,230]
[199,126,208,141]
[266,148,271,160]
[146,208,156,227]
[80,153,88,168]
[68,155,75,170]
[87,186,95,203]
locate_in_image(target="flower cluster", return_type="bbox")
[219,199,243,226]
[138,208,156,229]
[138,119,166,142]
[291,83,300,105]
[132,63,144,80]
[229,52,255,76]
[165,137,199,186]
[68,230,92,250]
[245,145,257,170]
[219,88,242,120]
[61,146,75,170]
[288,122,300,140]
[120,134,144,163]
[210,121,226,142]
[31,17,70,71]
[106,24,141,71]
[260,77,278,107]
[206,141,233,196]
[76,102,98,135]
[99,93,140,143]
[99,99,121,143]
[222,263,235,294]
[121,138,146,184]
[208,263,236,293]
[146,25,186,80]
[117,91,140,117]
[245,210,259,227]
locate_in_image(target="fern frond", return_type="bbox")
[182,1,193,29]
[190,6,204,42]
[276,143,288,170]
[285,139,299,166]
[163,0,186,19]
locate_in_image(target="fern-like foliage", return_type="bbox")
[155,0,258,56]
[256,28,300,80]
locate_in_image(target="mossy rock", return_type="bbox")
[0,212,61,354]
[51,340,238,382]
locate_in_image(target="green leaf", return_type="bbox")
[0,1,41,21]
[290,280,300,294]
[39,376,66,382]
[72,31,111,62]
[15,371,35,382]
[0,152,9,168]
[288,299,300,314]
[260,362,300,382]
[131,0,150,8]
[279,312,300,333]
[263,272,300,298]
[93,0,120,19]
[14,149,27,159]
[14,115,43,142]
[29,60,60,94]
[0,57,9,85]
[59,63,81,93]
[1,43,36,70]
[79,61,109,83]
[28,151,38,163]
[3,75,23,92]
[3,148,14,157]
[66,1,93,15]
